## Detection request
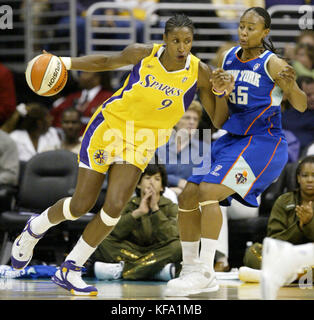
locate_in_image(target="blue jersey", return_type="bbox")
[222,46,284,137]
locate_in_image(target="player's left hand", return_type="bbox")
[211,68,235,95]
[278,65,296,90]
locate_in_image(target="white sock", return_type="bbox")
[65,236,97,267]
[294,243,314,268]
[31,208,58,234]
[199,238,218,274]
[181,240,200,264]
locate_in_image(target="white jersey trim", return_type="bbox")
[264,53,275,83]
[222,46,237,68]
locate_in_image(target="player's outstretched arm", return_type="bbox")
[268,56,307,112]
[197,62,232,129]
[60,43,153,72]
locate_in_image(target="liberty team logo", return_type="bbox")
[93,149,108,166]
[235,170,248,184]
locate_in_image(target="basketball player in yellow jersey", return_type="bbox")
[11,14,234,295]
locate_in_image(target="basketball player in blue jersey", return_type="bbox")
[165,7,308,296]
[10,14,234,296]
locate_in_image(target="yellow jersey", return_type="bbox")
[79,44,199,173]
[101,43,200,148]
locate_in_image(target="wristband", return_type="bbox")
[59,57,72,70]
[212,87,227,98]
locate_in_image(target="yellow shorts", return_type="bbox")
[78,108,155,174]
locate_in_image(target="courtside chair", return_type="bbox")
[0,150,94,265]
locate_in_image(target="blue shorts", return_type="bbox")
[187,133,288,207]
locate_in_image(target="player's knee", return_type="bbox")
[178,184,198,208]
[104,198,126,218]
[65,197,94,219]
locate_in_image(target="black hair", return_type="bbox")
[242,7,277,54]
[61,107,82,121]
[20,103,48,132]
[295,155,314,188]
[135,164,168,197]
[165,14,194,36]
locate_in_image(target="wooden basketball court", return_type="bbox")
[0,277,313,300]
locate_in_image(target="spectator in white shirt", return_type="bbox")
[10,103,61,162]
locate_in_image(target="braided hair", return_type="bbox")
[165,14,194,36]
[242,7,277,54]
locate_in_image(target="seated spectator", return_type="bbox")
[156,100,210,196]
[20,0,50,51]
[10,103,61,161]
[242,155,314,272]
[60,108,83,154]
[212,0,265,41]
[0,63,16,126]
[291,43,314,79]
[52,0,102,55]
[285,30,314,62]
[103,0,159,46]
[0,129,19,187]
[281,76,314,151]
[85,164,182,281]
[50,71,113,134]
[0,130,19,213]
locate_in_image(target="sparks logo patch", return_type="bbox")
[93,149,108,166]
[235,170,248,184]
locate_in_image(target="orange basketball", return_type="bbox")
[25,54,68,96]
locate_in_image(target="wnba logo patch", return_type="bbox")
[253,63,260,71]
[235,170,248,184]
[93,149,108,166]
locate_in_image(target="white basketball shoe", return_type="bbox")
[11,216,45,270]
[165,260,219,296]
[52,260,98,296]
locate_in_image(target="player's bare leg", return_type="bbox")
[11,167,106,271]
[166,182,234,296]
[52,162,142,295]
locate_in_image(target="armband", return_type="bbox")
[59,57,72,70]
